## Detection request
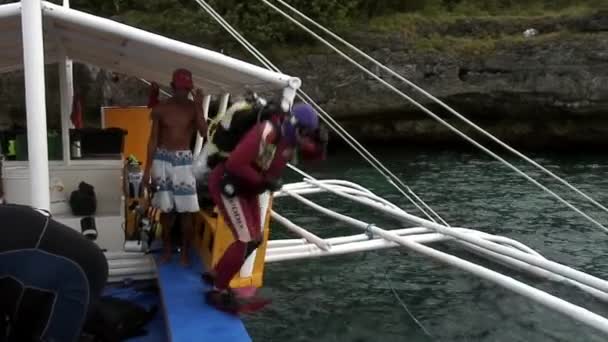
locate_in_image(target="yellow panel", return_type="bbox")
[197,199,274,289]
[251,197,273,287]
[102,106,152,168]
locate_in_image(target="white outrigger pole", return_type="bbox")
[194,0,608,336]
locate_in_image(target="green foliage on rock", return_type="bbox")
[12,0,599,48]
[2,0,606,55]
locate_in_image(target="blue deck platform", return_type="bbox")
[154,252,251,342]
[104,250,250,342]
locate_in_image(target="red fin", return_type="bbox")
[232,286,258,299]
[236,298,272,314]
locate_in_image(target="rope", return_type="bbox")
[196,0,440,223]
[384,271,435,340]
[295,91,446,225]
[271,0,608,218]
[257,0,608,232]
[195,0,447,225]
[282,176,428,339]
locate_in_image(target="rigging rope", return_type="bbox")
[193,1,438,223]
[195,0,448,225]
[384,271,435,340]
[256,0,608,232]
[271,0,608,218]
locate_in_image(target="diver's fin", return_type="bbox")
[205,289,271,316]
[235,297,272,315]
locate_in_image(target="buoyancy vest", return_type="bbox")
[206,99,282,169]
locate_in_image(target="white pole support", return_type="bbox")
[271,211,331,251]
[59,57,73,164]
[193,94,211,157]
[202,94,211,121]
[281,77,301,112]
[60,0,72,164]
[21,0,50,210]
[218,93,230,115]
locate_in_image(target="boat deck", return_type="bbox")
[155,253,250,342]
[103,284,166,342]
[104,251,250,342]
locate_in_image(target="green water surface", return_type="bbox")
[246,147,608,342]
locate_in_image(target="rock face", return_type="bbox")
[1,11,608,149]
[276,11,608,149]
[0,64,149,130]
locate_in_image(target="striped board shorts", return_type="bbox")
[151,148,200,213]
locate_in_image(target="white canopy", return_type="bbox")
[0,1,300,94]
[0,0,301,210]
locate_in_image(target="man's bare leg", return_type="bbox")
[180,213,195,266]
[160,213,175,263]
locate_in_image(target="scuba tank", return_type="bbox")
[123,155,155,252]
[124,201,159,252]
[205,92,285,170]
[71,131,82,159]
[126,156,144,199]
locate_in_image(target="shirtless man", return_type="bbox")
[143,68,207,265]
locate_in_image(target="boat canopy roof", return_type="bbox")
[0,1,298,94]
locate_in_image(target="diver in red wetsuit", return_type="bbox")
[204,103,324,313]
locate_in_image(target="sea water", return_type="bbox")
[246,147,608,342]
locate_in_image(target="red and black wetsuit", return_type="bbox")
[208,121,292,290]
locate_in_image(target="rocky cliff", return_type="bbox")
[277,10,608,149]
[1,11,608,150]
